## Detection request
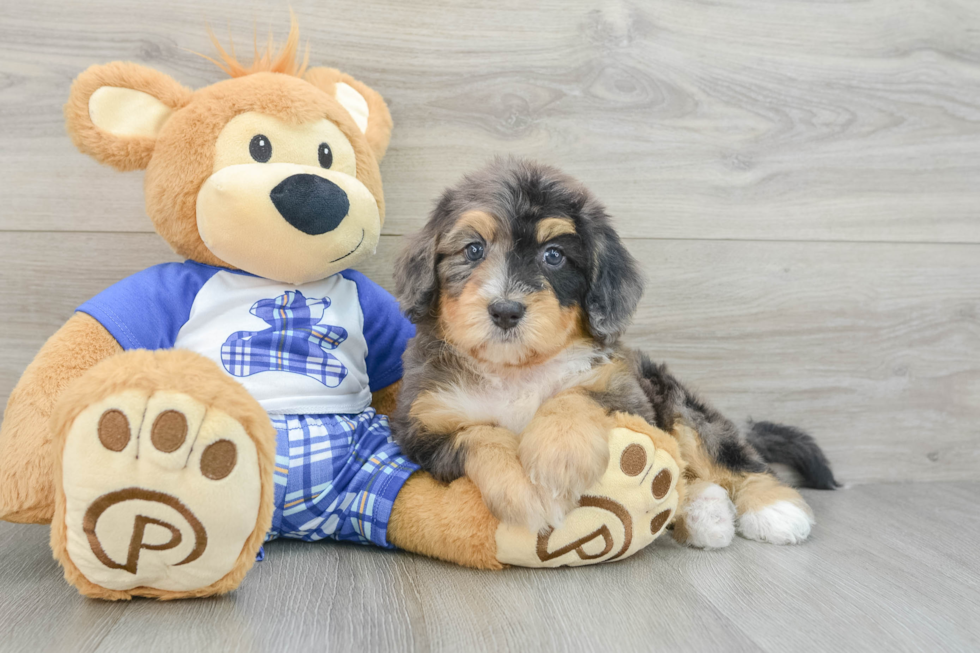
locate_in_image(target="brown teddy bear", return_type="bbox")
[0,21,683,600]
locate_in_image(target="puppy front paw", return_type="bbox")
[519,420,610,517]
[477,472,567,533]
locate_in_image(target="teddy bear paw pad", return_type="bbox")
[60,390,261,592]
[495,426,680,567]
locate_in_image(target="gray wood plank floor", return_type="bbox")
[0,483,977,653]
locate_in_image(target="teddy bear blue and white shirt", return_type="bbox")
[76,261,421,548]
[76,261,415,415]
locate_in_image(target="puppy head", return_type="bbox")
[396,158,643,367]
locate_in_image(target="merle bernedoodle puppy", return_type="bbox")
[391,158,836,548]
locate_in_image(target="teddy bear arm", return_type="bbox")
[369,380,401,417]
[387,471,503,570]
[387,412,686,570]
[0,312,121,523]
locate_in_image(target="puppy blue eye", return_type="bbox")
[318,142,333,169]
[464,242,485,261]
[543,246,564,266]
[249,134,272,163]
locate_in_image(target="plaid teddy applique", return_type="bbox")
[221,290,350,387]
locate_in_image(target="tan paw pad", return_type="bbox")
[495,426,680,568]
[61,391,259,592]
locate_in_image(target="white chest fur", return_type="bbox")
[445,344,605,435]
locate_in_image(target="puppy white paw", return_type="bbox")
[682,483,736,549]
[737,500,814,545]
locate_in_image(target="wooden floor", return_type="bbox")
[0,483,976,653]
[1,0,979,650]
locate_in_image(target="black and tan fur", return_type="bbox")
[392,158,837,540]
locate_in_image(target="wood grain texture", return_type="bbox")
[1,0,980,241]
[0,5,978,487]
[0,483,977,653]
[1,231,976,485]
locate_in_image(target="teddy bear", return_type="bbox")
[0,20,684,600]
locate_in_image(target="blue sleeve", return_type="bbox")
[76,262,220,350]
[340,269,416,391]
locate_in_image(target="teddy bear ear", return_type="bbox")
[65,62,193,171]
[303,67,393,162]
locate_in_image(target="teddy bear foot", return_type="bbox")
[58,391,261,597]
[49,350,275,599]
[494,419,682,568]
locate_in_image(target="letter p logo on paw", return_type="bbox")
[83,488,207,575]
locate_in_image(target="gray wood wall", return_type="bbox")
[1,0,978,485]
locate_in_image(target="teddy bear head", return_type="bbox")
[64,21,392,285]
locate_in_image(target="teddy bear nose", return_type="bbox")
[269,174,350,235]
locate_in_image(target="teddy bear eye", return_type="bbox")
[249,134,272,163]
[318,142,333,169]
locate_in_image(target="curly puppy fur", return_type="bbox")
[392,158,837,539]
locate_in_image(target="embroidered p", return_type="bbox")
[83,488,208,574]
[221,290,349,387]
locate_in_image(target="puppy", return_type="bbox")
[392,158,837,547]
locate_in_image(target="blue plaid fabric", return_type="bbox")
[266,409,419,548]
[222,290,349,387]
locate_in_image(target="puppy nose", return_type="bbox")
[270,174,350,235]
[488,301,525,330]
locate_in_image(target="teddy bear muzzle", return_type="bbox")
[195,162,381,284]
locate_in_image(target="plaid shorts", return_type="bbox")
[266,409,419,548]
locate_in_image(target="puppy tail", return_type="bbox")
[746,420,840,490]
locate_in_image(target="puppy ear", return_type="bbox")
[304,67,393,163]
[585,221,644,344]
[64,62,192,171]
[394,218,442,324]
